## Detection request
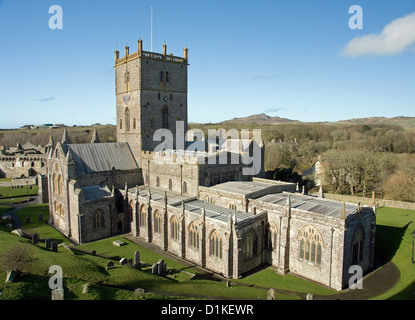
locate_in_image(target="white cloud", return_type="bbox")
[342,12,415,57]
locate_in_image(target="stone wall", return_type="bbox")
[0,156,46,179]
[316,192,415,211]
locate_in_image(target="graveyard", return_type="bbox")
[0,202,414,300]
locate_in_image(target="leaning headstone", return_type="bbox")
[119,258,128,265]
[11,229,23,237]
[51,289,64,300]
[45,238,52,249]
[32,233,39,245]
[5,270,16,283]
[134,288,145,296]
[226,280,231,288]
[51,241,58,252]
[133,250,140,267]
[91,250,96,256]
[267,288,276,300]
[82,283,89,294]
[306,293,314,300]
[106,261,115,270]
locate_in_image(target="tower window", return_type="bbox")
[162,106,169,129]
[158,93,161,100]
[119,119,122,130]
[170,94,173,100]
[166,72,170,82]
[133,118,136,130]
[160,71,164,82]
[125,108,130,132]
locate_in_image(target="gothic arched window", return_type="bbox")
[94,209,105,229]
[140,205,147,227]
[189,222,199,249]
[57,175,63,196]
[182,181,188,194]
[210,230,222,259]
[154,210,162,234]
[298,225,323,265]
[352,225,364,264]
[243,229,257,260]
[171,216,179,240]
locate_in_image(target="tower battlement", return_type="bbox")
[114,39,188,67]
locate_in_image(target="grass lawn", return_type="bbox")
[0,205,13,216]
[0,185,38,199]
[371,207,415,300]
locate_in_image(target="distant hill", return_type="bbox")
[218,113,299,125]
[216,113,415,131]
[332,116,415,130]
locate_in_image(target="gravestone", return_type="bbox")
[106,261,115,270]
[45,238,52,249]
[113,240,125,247]
[91,250,96,256]
[5,270,16,283]
[12,229,23,237]
[226,280,231,288]
[267,288,276,300]
[32,233,39,245]
[38,214,43,222]
[151,263,159,275]
[82,283,89,294]
[133,250,140,267]
[134,288,145,296]
[51,289,64,300]
[306,293,314,300]
[119,258,128,265]
[25,217,30,224]
[157,259,165,275]
[51,241,58,252]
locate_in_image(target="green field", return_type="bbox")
[0,185,38,200]
[0,203,414,300]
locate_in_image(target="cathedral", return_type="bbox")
[45,39,376,291]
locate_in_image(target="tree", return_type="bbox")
[0,244,35,274]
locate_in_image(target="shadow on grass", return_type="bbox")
[375,222,412,266]
[386,280,415,300]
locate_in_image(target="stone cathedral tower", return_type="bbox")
[114,39,189,165]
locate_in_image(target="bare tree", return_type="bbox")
[0,244,35,274]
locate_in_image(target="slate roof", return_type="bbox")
[255,193,360,218]
[63,143,138,174]
[81,185,112,202]
[173,199,257,224]
[133,186,189,205]
[130,186,259,224]
[207,181,277,198]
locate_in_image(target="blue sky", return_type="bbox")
[0,0,414,128]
